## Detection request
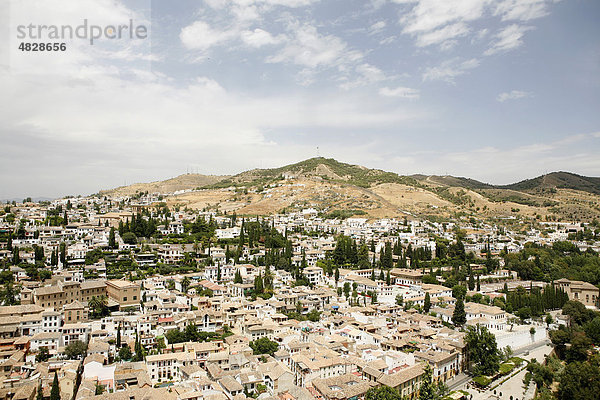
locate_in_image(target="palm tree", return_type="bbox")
[88,295,108,318]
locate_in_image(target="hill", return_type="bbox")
[500,172,600,195]
[205,157,418,189]
[99,158,600,222]
[99,173,228,197]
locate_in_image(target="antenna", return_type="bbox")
[317,146,320,157]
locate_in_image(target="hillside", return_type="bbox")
[100,158,600,221]
[99,173,228,197]
[500,172,600,195]
[205,157,418,189]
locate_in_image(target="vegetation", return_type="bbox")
[249,337,279,356]
[465,325,500,376]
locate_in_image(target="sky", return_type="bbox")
[0,0,599,199]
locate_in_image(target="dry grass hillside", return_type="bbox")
[99,174,228,197]
[100,158,600,221]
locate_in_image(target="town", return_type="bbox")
[0,189,598,400]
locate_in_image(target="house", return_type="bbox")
[555,278,599,308]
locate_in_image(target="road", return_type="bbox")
[445,339,553,399]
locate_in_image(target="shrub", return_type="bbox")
[472,375,492,388]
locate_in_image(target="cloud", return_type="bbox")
[497,90,532,102]
[485,24,533,55]
[369,21,387,35]
[240,28,282,47]
[494,0,553,22]
[179,21,236,51]
[339,63,387,90]
[399,0,490,48]
[395,0,556,52]
[414,22,470,47]
[267,23,362,69]
[379,86,420,99]
[422,58,480,83]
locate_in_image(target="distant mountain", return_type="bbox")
[499,172,600,195]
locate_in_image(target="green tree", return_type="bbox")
[88,295,109,319]
[116,325,121,348]
[396,294,404,307]
[343,282,351,298]
[249,337,279,356]
[558,354,600,400]
[365,386,402,400]
[181,277,191,293]
[36,347,50,362]
[424,292,431,313]
[452,284,467,300]
[234,270,243,284]
[118,345,132,361]
[465,325,500,376]
[452,297,466,326]
[122,232,137,245]
[50,371,60,400]
[419,363,436,400]
[108,227,117,249]
[64,340,87,359]
[37,380,43,400]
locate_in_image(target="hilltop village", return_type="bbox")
[0,191,599,400]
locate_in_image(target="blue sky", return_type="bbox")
[0,0,599,198]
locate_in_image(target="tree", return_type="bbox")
[249,337,279,356]
[452,284,467,300]
[395,294,404,307]
[36,346,50,362]
[465,325,500,376]
[37,380,44,400]
[122,232,137,245]
[476,275,481,291]
[558,354,600,400]
[50,371,60,400]
[307,309,321,322]
[181,277,191,293]
[343,282,351,298]
[118,345,132,361]
[108,227,117,249]
[419,363,435,400]
[64,340,87,359]
[365,386,402,400]
[424,292,431,313]
[0,282,19,305]
[468,274,475,291]
[234,270,243,284]
[88,295,109,319]
[452,297,466,326]
[116,325,121,348]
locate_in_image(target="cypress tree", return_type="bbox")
[424,292,431,313]
[476,275,481,291]
[36,380,44,400]
[50,371,60,400]
[452,298,466,326]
